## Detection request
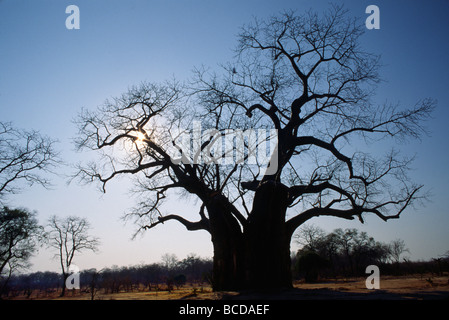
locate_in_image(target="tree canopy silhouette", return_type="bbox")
[0,207,42,291]
[74,6,434,290]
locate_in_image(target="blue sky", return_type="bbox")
[0,0,448,272]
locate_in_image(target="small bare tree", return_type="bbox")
[294,224,326,252]
[46,215,100,296]
[161,253,179,271]
[389,238,409,263]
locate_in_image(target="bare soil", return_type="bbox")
[223,275,449,300]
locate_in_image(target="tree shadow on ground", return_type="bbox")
[220,288,449,300]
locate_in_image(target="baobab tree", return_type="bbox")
[74,7,433,290]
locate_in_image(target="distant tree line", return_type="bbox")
[292,225,449,282]
[1,253,212,299]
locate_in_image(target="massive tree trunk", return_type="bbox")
[206,195,244,291]
[243,180,292,290]
[208,181,293,291]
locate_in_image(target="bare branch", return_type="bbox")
[0,122,60,203]
[142,214,210,233]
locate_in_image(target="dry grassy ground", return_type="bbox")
[7,274,449,300]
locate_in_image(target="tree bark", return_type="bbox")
[60,272,68,297]
[243,180,293,290]
[208,181,293,291]
[206,195,244,291]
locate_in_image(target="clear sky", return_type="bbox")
[0,0,448,273]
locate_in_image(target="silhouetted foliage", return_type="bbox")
[293,226,448,280]
[295,250,329,282]
[173,274,187,289]
[0,207,43,295]
[80,268,101,300]
[2,271,61,298]
[1,253,213,298]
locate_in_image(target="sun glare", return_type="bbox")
[136,131,146,142]
[132,130,147,149]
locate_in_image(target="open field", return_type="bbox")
[5,274,449,300]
